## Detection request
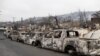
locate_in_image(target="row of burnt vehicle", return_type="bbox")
[3,29,100,55]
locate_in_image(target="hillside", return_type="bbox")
[0,11,96,26]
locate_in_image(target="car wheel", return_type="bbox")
[32,41,36,46]
[10,38,12,40]
[67,49,76,55]
[17,39,19,42]
[65,46,77,55]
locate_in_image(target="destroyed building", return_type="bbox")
[91,11,100,24]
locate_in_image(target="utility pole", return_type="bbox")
[83,10,87,23]
[79,10,84,27]
[12,17,15,29]
[12,17,17,30]
[21,17,23,26]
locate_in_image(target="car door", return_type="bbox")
[42,32,53,48]
[52,31,62,50]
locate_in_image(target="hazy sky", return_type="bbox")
[0,0,100,22]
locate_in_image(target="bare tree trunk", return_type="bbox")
[79,10,84,27]
[54,16,60,28]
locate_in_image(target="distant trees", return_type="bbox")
[20,17,36,26]
[91,11,100,25]
[12,24,18,30]
[48,15,60,28]
[92,11,100,18]
[79,11,84,23]
[29,17,36,25]
[78,10,87,27]
[39,17,51,26]
[38,15,60,29]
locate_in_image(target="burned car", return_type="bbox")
[17,31,29,43]
[10,31,19,41]
[41,29,89,55]
[82,30,100,55]
[25,32,45,47]
[4,30,11,38]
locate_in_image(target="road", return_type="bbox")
[0,31,70,56]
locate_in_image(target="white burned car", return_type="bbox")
[83,30,100,55]
[10,31,19,41]
[18,32,28,42]
[25,32,45,46]
[41,29,89,55]
[4,30,11,38]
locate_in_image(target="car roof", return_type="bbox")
[53,29,67,31]
[53,29,76,32]
[19,31,27,33]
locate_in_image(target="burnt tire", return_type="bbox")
[17,39,19,42]
[10,38,12,40]
[65,45,77,55]
[36,40,42,47]
[32,41,36,46]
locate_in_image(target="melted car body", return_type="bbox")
[18,31,28,42]
[41,29,88,55]
[10,31,19,41]
[25,32,45,46]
